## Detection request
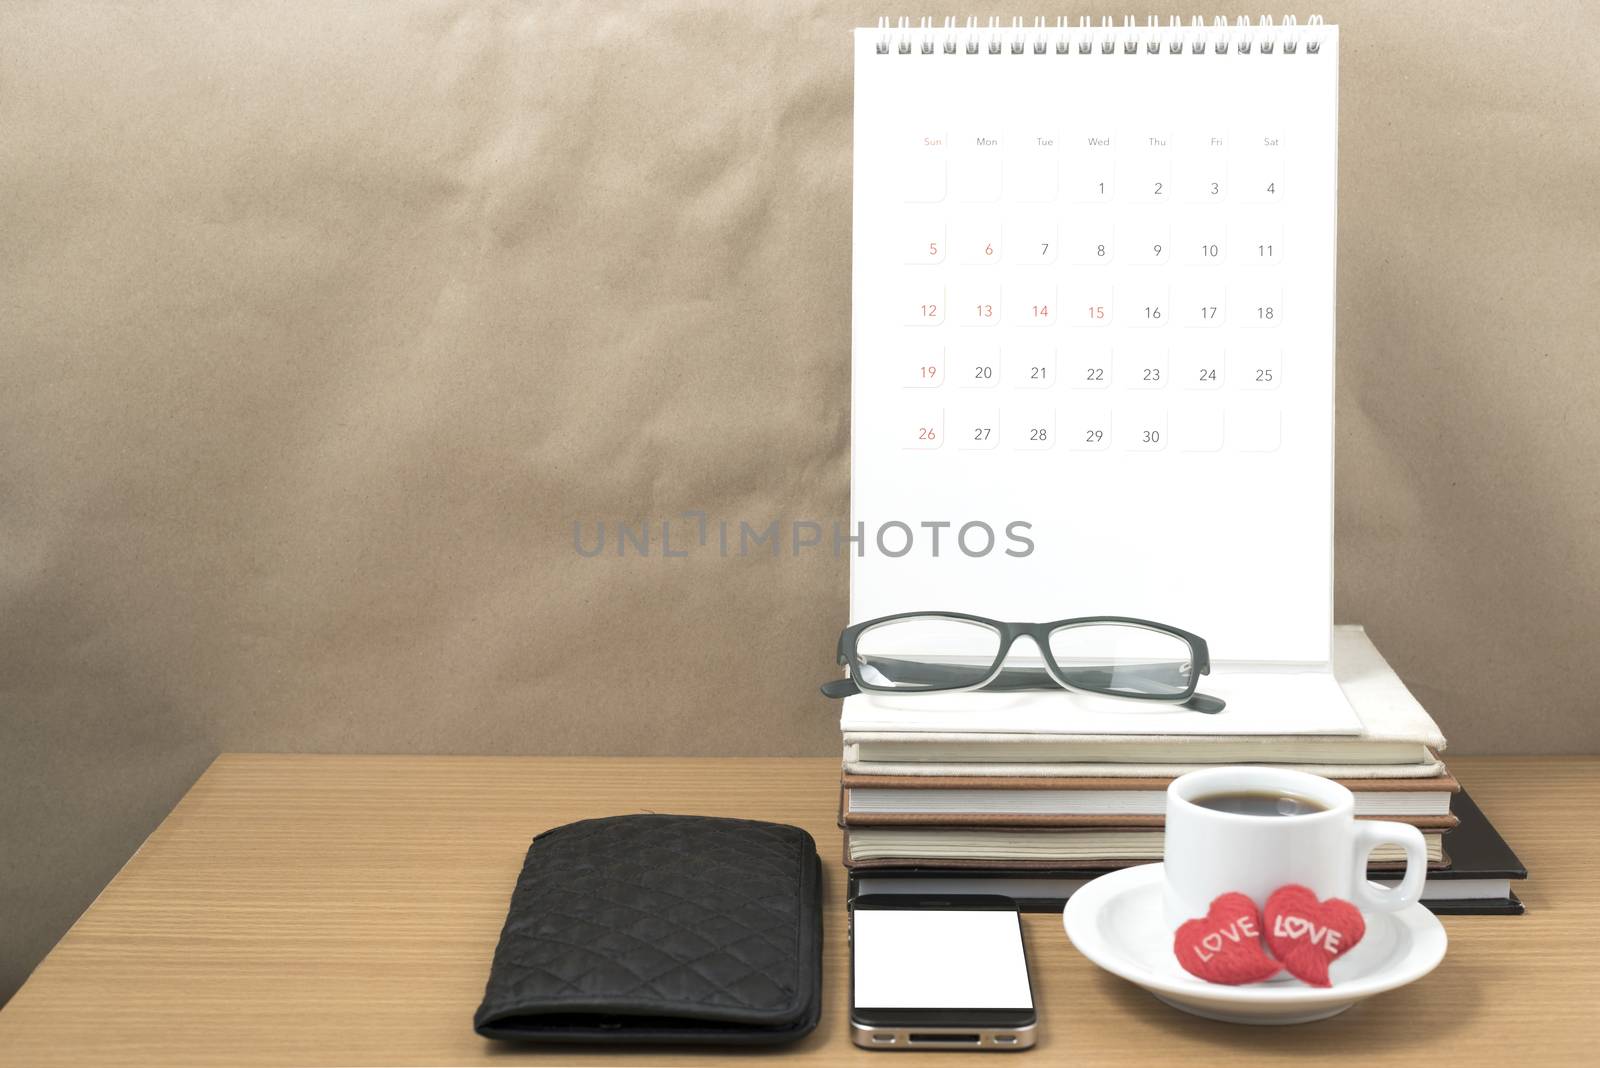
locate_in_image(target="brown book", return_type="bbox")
[842,825,1451,870]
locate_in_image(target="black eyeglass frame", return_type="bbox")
[824,611,1222,713]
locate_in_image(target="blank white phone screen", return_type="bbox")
[853,908,1032,1009]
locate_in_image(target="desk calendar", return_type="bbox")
[850,16,1340,669]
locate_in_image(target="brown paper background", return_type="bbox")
[2,0,1596,1003]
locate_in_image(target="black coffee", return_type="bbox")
[1190,790,1329,817]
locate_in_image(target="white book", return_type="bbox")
[845,780,1457,819]
[842,667,1362,738]
[841,626,1446,767]
[844,756,1446,778]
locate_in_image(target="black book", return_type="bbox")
[848,788,1526,915]
[1417,788,1526,915]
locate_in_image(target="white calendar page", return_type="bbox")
[850,22,1339,668]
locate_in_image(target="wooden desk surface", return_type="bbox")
[0,755,1592,1066]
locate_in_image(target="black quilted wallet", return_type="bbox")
[474,814,823,1045]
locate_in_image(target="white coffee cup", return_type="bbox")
[1163,766,1428,932]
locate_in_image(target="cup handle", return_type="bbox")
[1347,820,1427,913]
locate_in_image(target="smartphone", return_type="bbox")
[849,894,1037,1050]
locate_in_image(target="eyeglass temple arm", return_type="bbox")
[976,663,1225,713]
[822,658,1007,698]
[820,660,1224,713]
[820,677,860,698]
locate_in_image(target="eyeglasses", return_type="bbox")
[820,612,1224,714]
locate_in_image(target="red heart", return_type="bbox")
[1263,884,1366,988]
[1173,892,1281,985]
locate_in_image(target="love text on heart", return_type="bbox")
[1192,914,1260,962]
[1272,912,1344,955]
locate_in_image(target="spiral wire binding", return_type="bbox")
[874,14,1327,56]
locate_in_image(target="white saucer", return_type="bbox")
[1062,864,1448,1025]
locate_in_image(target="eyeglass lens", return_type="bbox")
[1046,622,1193,696]
[854,616,1003,691]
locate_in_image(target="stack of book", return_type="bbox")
[841,626,1526,914]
